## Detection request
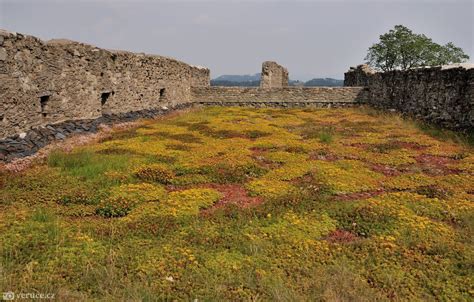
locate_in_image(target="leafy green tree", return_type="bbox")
[365,25,469,71]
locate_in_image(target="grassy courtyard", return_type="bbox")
[0,106,473,301]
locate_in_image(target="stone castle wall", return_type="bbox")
[260,61,289,88]
[344,64,375,86]
[3,29,471,161]
[344,64,473,131]
[190,65,210,87]
[0,29,210,139]
[192,86,368,106]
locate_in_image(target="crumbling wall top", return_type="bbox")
[344,64,375,86]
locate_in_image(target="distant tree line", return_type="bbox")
[210,78,343,87]
[210,80,260,87]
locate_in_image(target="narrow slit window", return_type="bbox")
[101,92,111,106]
[40,95,50,117]
[159,88,166,102]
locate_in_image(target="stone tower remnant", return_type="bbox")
[260,61,289,88]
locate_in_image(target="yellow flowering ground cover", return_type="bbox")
[0,106,473,301]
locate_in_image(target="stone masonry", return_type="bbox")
[0,29,364,163]
[260,61,289,88]
[192,86,367,106]
[344,64,375,86]
[2,29,472,162]
[0,29,210,139]
[344,64,474,131]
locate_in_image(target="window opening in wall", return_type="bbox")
[40,95,50,117]
[101,92,111,106]
[159,88,166,102]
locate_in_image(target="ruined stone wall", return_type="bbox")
[344,64,375,86]
[345,64,473,131]
[0,29,209,139]
[192,87,367,106]
[260,61,289,88]
[190,65,210,87]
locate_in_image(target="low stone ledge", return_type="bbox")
[196,101,357,108]
[191,86,369,104]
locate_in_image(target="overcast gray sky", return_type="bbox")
[0,0,472,80]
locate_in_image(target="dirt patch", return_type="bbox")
[200,184,263,215]
[325,229,359,243]
[415,154,461,176]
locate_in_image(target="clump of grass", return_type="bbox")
[47,149,131,181]
[318,128,334,144]
[48,149,93,169]
[415,121,474,147]
[32,207,56,223]
[300,126,334,143]
[357,105,474,146]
